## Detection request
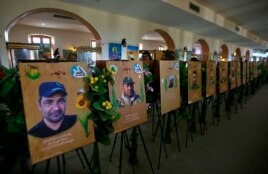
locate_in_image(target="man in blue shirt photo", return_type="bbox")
[28,82,77,138]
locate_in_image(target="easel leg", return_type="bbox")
[185,104,194,148]
[45,159,50,174]
[56,156,61,174]
[234,90,238,114]
[173,114,180,152]
[79,147,94,174]
[119,132,124,174]
[157,116,167,169]
[62,154,66,174]
[152,112,161,142]
[137,126,155,174]
[75,148,85,168]
[110,133,118,161]
[196,102,203,135]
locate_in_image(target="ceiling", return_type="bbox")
[18,0,268,52]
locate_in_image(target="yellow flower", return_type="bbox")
[75,95,89,109]
[102,100,112,110]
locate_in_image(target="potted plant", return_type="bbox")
[0,65,29,173]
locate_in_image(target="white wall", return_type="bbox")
[9,24,94,57]
[0,0,252,67]
[140,40,166,51]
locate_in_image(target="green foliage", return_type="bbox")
[139,80,145,102]
[164,77,168,91]
[201,63,206,97]
[179,62,188,104]
[0,65,29,172]
[142,63,155,116]
[84,66,120,145]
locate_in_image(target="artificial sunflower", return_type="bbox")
[75,95,89,109]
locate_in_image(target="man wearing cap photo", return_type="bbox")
[28,81,77,138]
[116,76,140,108]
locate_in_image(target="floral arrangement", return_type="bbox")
[81,65,121,174]
[143,63,154,115]
[83,66,120,145]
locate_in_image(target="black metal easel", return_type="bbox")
[32,147,93,174]
[151,99,160,136]
[185,101,201,148]
[109,126,155,174]
[155,110,181,169]
[200,96,214,134]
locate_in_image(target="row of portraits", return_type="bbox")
[19,60,263,164]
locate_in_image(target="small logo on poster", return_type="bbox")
[26,65,40,80]
[109,65,118,74]
[133,63,143,73]
[71,66,86,78]
[174,62,179,70]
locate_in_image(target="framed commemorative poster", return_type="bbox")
[242,62,247,85]
[107,61,147,133]
[206,61,216,97]
[257,61,262,77]
[253,61,258,78]
[247,61,250,82]
[19,62,95,164]
[249,62,254,80]
[236,62,241,87]
[159,60,180,115]
[188,61,202,104]
[219,61,228,93]
[229,61,236,90]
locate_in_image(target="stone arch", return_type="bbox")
[220,44,229,61]
[197,39,209,61]
[152,29,175,51]
[5,8,101,47]
[234,48,241,61]
[245,50,250,61]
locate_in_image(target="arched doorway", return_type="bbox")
[152,29,175,51]
[197,39,209,61]
[245,50,250,61]
[6,8,101,43]
[234,48,241,61]
[220,44,228,61]
[5,8,101,67]
[140,29,175,60]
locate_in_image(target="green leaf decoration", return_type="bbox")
[164,78,168,91]
[111,85,118,109]
[83,66,121,146]
[175,76,178,88]
[139,79,145,102]
[0,77,15,98]
[78,114,89,137]
[92,101,106,112]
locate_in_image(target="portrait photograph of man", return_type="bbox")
[107,61,147,133]
[188,61,202,104]
[116,76,141,108]
[19,62,95,164]
[28,81,77,138]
